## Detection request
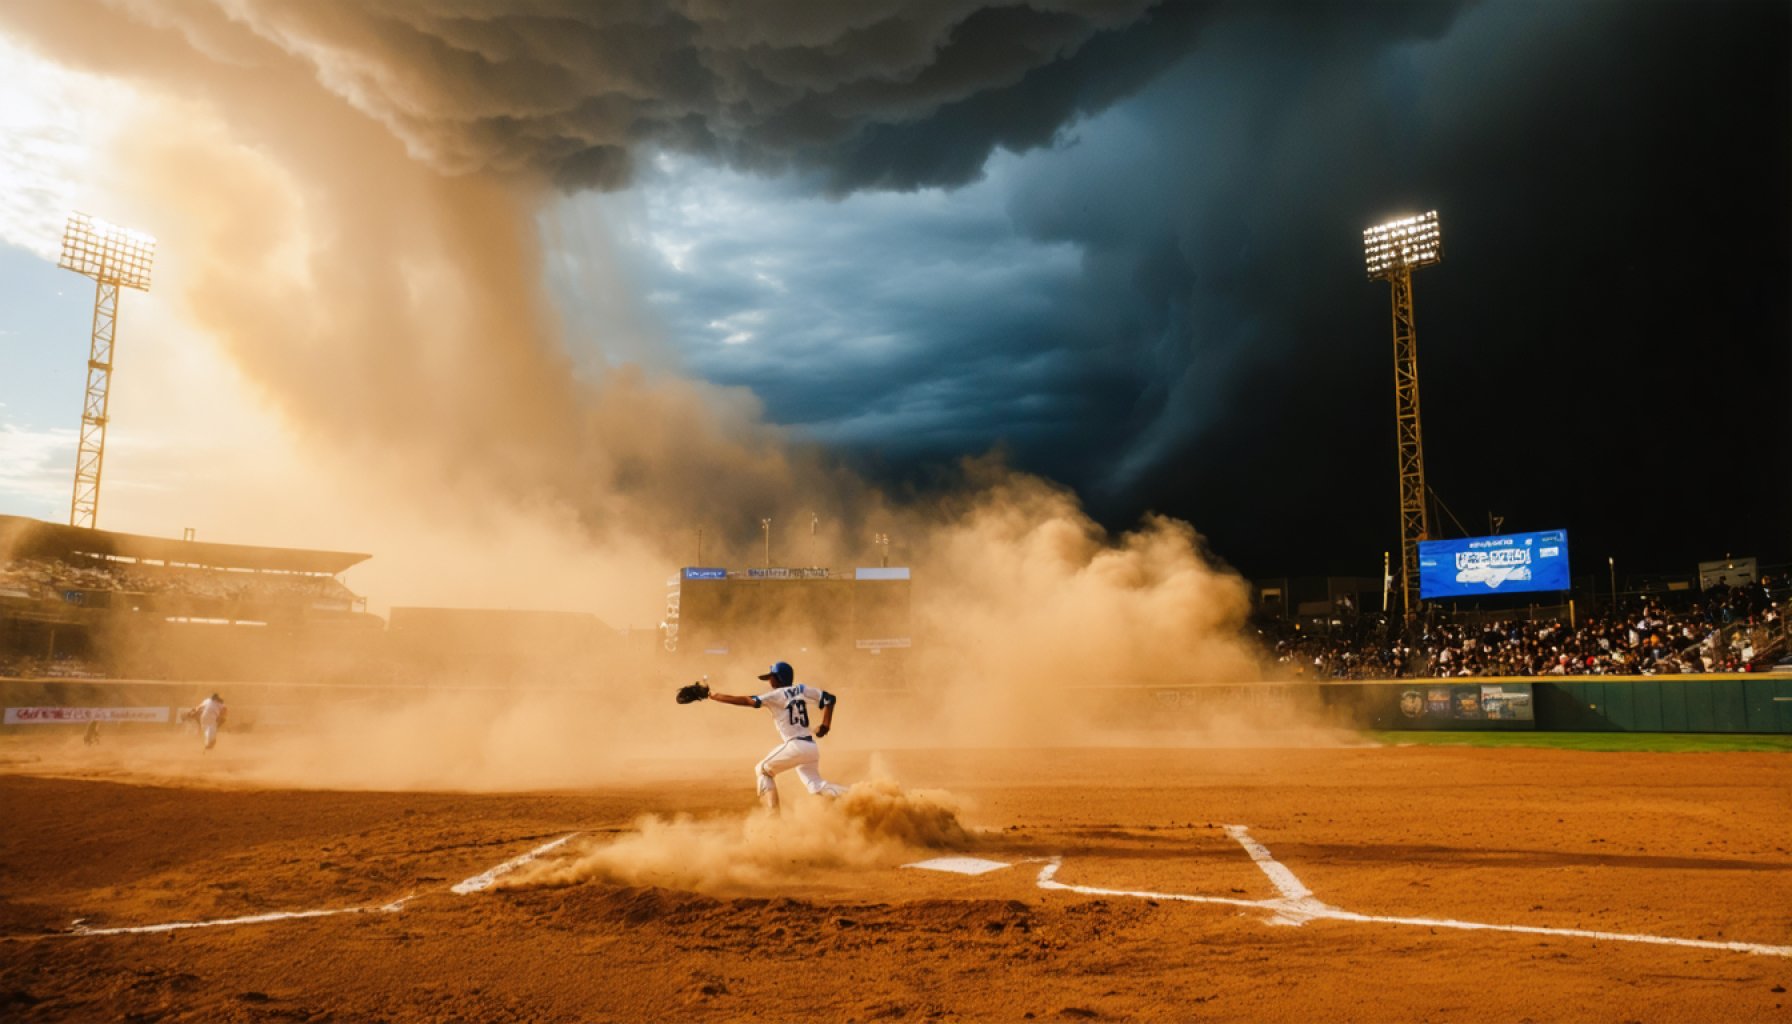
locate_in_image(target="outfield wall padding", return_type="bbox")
[1342,675,1792,734]
[7,675,1790,736]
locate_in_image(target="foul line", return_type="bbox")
[1037,825,1792,959]
[52,834,581,939]
[450,834,580,894]
[66,895,419,937]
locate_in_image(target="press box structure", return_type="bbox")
[662,566,911,686]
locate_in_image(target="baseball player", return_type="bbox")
[190,693,228,751]
[680,661,847,811]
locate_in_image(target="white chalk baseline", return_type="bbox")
[58,833,582,938]
[1034,824,1792,959]
[51,825,1792,959]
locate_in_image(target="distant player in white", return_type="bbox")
[190,693,227,751]
[707,661,848,811]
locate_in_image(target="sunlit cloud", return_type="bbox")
[0,35,140,259]
[0,423,76,512]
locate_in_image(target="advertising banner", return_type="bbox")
[682,567,726,580]
[5,706,172,724]
[1395,683,1533,723]
[1418,529,1570,599]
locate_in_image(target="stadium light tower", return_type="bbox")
[1363,210,1441,617]
[58,212,156,529]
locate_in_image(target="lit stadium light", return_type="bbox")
[58,212,157,292]
[1363,210,1441,280]
[57,211,158,530]
[1362,208,1443,616]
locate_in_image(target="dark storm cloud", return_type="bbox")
[8,0,1779,579]
[226,0,1475,198]
[560,0,1787,578]
[65,0,1529,567]
[1014,0,1791,574]
[224,0,1188,191]
[556,158,1127,464]
[551,2,1489,489]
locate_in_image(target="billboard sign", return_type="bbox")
[854,567,910,580]
[1418,529,1569,599]
[5,706,172,724]
[1396,684,1533,723]
[745,567,830,579]
[682,567,726,580]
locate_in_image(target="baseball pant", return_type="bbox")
[755,738,846,809]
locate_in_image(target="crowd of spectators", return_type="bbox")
[0,555,358,609]
[0,653,105,679]
[1266,576,1788,679]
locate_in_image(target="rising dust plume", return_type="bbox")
[0,2,1307,784]
[508,776,969,893]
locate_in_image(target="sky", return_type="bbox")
[0,0,1786,618]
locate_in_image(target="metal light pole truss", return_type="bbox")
[57,213,155,529]
[1364,211,1441,616]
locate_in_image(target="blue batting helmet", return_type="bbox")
[757,661,795,686]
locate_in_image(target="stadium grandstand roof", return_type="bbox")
[0,515,368,575]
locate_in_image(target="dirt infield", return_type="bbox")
[2,736,1788,1022]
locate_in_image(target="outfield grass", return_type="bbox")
[1365,730,1792,753]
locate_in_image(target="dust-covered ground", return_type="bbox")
[2,730,1790,1023]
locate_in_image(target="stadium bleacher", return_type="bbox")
[0,515,366,612]
[1,515,375,681]
[1263,576,1789,679]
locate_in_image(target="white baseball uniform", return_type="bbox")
[193,696,227,750]
[749,684,846,809]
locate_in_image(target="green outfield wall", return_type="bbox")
[7,675,1791,737]
[1332,674,1792,734]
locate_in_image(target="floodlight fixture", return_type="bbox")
[57,211,157,530]
[59,212,157,291]
[1363,210,1441,280]
[1362,208,1443,616]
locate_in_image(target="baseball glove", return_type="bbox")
[675,680,711,705]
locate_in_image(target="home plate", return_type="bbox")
[902,856,1012,876]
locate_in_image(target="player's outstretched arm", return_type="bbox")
[709,692,758,708]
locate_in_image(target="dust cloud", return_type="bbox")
[507,776,969,894]
[899,467,1265,746]
[0,2,1325,793]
